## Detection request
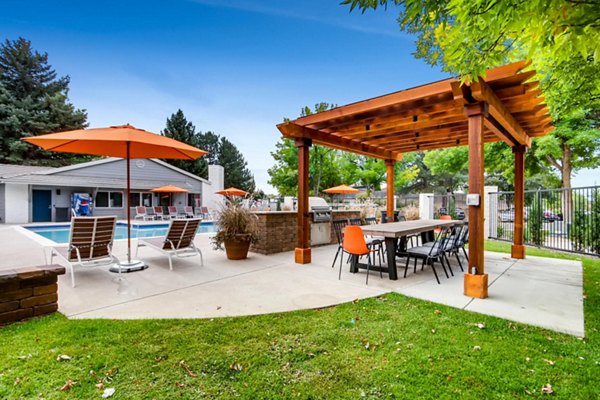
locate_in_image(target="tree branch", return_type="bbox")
[545,154,562,170]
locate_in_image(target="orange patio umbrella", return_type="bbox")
[215,187,249,197]
[324,184,360,207]
[22,124,207,271]
[323,184,360,195]
[151,185,189,207]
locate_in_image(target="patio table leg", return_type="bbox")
[385,237,398,280]
[349,254,359,273]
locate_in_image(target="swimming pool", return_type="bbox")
[25,221,216,244]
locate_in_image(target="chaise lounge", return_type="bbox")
[135,218,203,270]
[47,216,119,287]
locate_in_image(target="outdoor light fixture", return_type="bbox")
[365,124,370,131]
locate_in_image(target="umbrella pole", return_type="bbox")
[111,142,148,274]
[127,142,131,264]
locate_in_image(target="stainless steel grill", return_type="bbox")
[311,205,332,223]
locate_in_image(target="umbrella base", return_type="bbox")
[110,260,148,273]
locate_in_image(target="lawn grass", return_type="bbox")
[1,241,598,399]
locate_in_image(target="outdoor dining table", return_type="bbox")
[355,219,461,280]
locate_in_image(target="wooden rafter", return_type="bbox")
[275,61,553,161]
[470,80,532,147]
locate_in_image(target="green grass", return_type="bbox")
[1,242,599,399]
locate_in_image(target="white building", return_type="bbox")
[0,158,224,224]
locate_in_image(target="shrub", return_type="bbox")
[403,205,420,221]
[211,202,259,250]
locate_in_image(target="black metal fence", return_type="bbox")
[431,193,468,221]
[488,186,600,256]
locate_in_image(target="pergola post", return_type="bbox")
[385,159,395,222]
[295,138,312,264]
[511,145,527,259]
[464,103,489,299]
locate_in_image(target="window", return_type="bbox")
[141,193,153,207]
[128,192,153,207]
[129,193,140,207]
[96,191,123,208]
[96,192,109,208]
[188,193,201,208]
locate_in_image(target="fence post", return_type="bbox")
[484,186,498,240]
[418,193,434,219]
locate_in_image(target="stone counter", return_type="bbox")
[250,210,361,255]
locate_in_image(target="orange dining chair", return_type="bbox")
[340,225,380,284]
[434,214,453,235]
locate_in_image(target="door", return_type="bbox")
[32,190,52,222]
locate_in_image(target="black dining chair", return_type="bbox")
[404,226,452,284]
[365,217,386,263]
[331,219,349,269]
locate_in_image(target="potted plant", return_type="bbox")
[211,202,259,260]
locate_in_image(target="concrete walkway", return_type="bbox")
[1,224,585,336]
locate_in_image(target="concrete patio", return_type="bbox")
[2,224,585,336]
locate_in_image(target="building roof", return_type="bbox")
[0,164,55,178]
[0,157,210,187]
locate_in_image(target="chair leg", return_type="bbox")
[331,246,341,269]
[455,251,464,272]
[429,258,441,284]
[168,254,173,271]
[462,246,469,261]
[413,256,418,273]
[404,255,410,278]
[198,249,204,267]
[366,255,372,285]
[444,253,454,276]
[338,249,344,280]
[438,256,450,279]
[69,263,75,288]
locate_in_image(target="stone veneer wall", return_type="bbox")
[250,210,361,255]
[0,265,65,325]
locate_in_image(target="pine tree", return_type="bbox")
[0,37,87,164]
[218,137,255,193]
[160,110,255,192]
[161,109,204,176]
[195,131,221,178]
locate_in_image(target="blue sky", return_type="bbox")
[2,0,598,191]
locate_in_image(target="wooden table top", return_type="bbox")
[360,219,461,238]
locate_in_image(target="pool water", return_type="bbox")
[26,222,216,244]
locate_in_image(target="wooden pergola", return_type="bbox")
[276,60,553,298]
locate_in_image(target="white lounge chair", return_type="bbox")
[153,206,166,220]
[183,206,194,218]
[136,218,203,270]
[48,216,119,287]
[134,206,153,221]
[167,206,180,219]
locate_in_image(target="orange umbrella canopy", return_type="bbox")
[21,124,207,159]
[21,124,207,269]
[215,187,249,197]
[150,185,189,193]
[323,185,360,194]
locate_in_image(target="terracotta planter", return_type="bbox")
[224,237,251,260]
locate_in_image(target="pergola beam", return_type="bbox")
[470,80,532,147]
[277,121,401,161]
